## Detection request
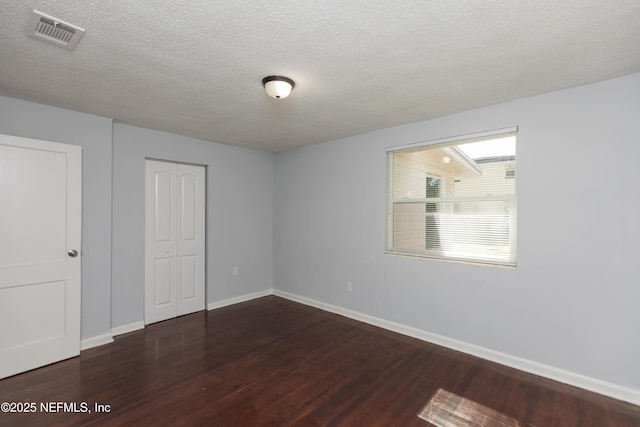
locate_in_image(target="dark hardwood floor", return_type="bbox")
[1,296,639,426]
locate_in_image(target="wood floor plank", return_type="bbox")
[1,296,639,426]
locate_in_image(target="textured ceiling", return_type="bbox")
[1,1,639,152]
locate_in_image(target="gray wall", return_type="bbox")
[111,124,274,328]
[0,96,113,341]
[273,73,640,390]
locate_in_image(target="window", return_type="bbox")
[386,128,517,266]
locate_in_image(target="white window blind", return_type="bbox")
[386,129,517,266]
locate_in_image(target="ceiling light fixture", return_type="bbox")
[262,76,295,99]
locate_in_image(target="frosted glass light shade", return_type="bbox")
[262,76,295,99]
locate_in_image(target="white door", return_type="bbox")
[0,134,81,379]
[145,160,205,324]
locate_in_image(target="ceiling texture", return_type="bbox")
[1,1,639,152]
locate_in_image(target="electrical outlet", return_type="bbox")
[346,281,352,292]
[233,267,239,276]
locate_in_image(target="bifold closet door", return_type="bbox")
[145,160,205,325]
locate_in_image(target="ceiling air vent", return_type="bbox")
[27,10,85,50]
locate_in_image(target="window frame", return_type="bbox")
[385,127,518,267]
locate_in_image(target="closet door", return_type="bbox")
[175,164,206,316]
[145,160,205,324]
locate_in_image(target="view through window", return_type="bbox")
[386,130,517,266]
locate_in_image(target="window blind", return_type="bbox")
[386,130,517,266]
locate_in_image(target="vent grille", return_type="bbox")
[36,17,76,43]
[28,10,85,50]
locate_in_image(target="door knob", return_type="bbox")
[68,249,78,257]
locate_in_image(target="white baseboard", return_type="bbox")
[82,290,271,350]
[272,289,640,406]
[108,290,273,339]
[111,321,146,337]
[207,289,273,310]
[80,333,114,351]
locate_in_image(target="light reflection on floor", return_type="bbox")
[418,389,535,427]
